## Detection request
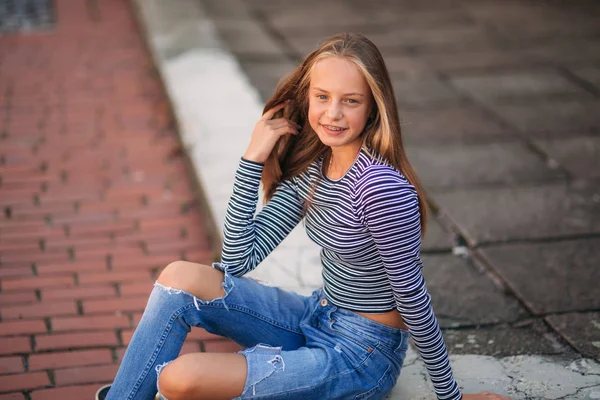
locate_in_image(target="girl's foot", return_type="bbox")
[95,384,111,400]
[95,384,161,400]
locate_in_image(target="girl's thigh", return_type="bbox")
[235,342,395,400]
[170,264,312,351]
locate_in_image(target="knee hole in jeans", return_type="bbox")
[157,261,227,301]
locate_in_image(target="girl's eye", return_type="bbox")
[317,95,327,100]
[347,99,358,104]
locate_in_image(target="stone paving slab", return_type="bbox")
[209,18,284,57]
[443,320,568,357]
[449,71,592,104]
[262,4,398,32]
[461,1,564,21]
[499,356,600,399]
[489,16,600,45]
[534,135,600,180]
[383,55,436,79]
[368,8,473,28]
[400,107,515,145]
[421,217,455,252]
[421,254,526,328]
[357,25,499,54]
[237,58,296,102]
[521,40,600,66]
[258,2,502,58]
[393,349,600,400]
[269,9,474,50]
[478,238,600,315]
[393,78,467,109]
[434,181,600,245]
[416,50,548,73]
[493,99,600,138]
[199,0,252,18]
[546,312,600,360]
[406,141,565,190]
[570,66,600,90]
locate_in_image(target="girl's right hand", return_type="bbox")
[463,392,511,400]
[243,100,300,164]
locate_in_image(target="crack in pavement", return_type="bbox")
[554,383,600,400]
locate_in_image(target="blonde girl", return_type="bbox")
[101,33,509,400]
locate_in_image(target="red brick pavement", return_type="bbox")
[0,1,241,397]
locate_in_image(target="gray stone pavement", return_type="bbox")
[133,0,600,397]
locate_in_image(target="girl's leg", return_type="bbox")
[106,261,311,400]
[157,340,395,400]
[157,352,248,399]
[139,265,405,400]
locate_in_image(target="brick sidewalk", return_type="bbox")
[0,1,241,398]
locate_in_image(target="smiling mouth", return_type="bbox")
[321,124,348,134]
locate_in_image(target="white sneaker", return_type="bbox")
[94,384,111,400]
[94,383,161,399]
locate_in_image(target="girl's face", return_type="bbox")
[308,57,373,153]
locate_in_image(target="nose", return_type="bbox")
[326,101,343,120]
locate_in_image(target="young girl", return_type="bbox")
[100,33,509,400]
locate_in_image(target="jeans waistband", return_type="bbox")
[311,288,409,349]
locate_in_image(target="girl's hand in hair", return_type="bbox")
[243,100,300,164]
[463,392,511,400]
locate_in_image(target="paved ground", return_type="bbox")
[199,0,600,361]
[1,0,600,398]
[0,0,241,398]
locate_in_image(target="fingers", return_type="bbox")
[268,118,300,131]
[261,100,290,121]
[464,392,511,400]
[482,392,510,400]
[261,118,300,137]
[270,122,299,137]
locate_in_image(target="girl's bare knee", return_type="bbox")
[157,261,193,285]
[158,353,247,400]
[156,261,225,300]
[157,359,194,400]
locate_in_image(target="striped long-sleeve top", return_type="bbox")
[220,146,461,400]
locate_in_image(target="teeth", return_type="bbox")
[324,125,344,131]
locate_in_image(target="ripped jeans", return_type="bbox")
[106,264,410,400]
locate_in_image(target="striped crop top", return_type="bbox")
[219,147,461,400]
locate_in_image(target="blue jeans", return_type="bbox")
[106,264,410,400]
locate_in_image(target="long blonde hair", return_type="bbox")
[261,33,428,234]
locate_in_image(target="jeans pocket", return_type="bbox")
[393,339,409,366]
[353,365,394,400]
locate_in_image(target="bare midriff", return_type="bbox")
[355,309,409,331]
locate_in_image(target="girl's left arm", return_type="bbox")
[354,165,462,400]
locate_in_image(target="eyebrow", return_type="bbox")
[312,87,365,97]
